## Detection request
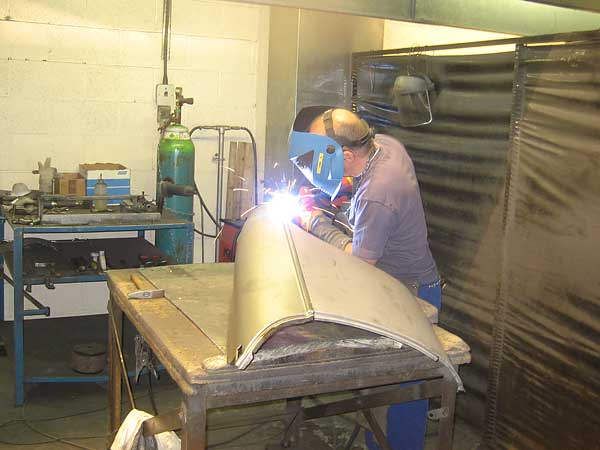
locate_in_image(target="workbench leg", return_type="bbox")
[137,230,145,239]
[13,229,24,406]
[436,375,457,450]
[181,392,207,450]
[363,409,392,450]
[108,296,124,438]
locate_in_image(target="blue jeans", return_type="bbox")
[366,281,442,450]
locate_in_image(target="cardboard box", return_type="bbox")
[54,173,86,196]
[79,163,131,205]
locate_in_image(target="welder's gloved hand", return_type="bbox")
[297,185,317,230]
[308,211,352,251]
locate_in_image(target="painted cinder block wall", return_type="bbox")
[0,0,269,318]
[0,0,512,319]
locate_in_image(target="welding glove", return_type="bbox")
[308,211,352,251]
[296,185,317,230]
[35,157,57,194]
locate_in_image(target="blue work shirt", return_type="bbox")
[348,134,439,286]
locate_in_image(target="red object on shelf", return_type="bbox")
[218,220,245,262]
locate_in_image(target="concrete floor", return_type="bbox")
[0,316,482,450]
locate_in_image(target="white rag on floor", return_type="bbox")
[111,409,181,450]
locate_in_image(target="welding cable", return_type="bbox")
[194,181,219,227]
[199,200,205,263]
[194,181,221,263]
[194,228,217,239]
[21,424,100,450]
[0,381,181,447]
[109,309,137,410]
[148,371,159,416]
[20,405,100,450]
[200,189,205,263]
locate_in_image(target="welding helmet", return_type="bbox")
[288,106,373,199]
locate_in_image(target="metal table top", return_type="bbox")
[107,264,470,394]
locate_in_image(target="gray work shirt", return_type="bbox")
[348,134,439,286]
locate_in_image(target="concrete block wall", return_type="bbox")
[0,0,269,318]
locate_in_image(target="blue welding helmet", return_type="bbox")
[288,106,345,199]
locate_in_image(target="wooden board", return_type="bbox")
[225,141,255,220]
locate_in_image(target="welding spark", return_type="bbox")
[241,205,260,218]
[333,219,354,233]
[214,226,224,241]
[315,207,335,217]
[224,166,235,173]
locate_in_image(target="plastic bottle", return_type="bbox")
[94,176,108,212]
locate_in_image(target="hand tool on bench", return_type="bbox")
[128,272,165,299]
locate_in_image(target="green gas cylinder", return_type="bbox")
[156,124,195,264]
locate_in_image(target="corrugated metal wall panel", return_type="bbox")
[485,38,600,450]
[352,51,516,428]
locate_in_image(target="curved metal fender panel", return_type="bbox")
[226,206,313,367]
[227,206,463,389]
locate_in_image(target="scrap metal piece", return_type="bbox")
[227,205,463,389]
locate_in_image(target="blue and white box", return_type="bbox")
[79,163,131,206]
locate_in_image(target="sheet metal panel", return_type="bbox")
[226,207,312,367]
[485,38,600,450]
[228,205,462,388]
[352,50,516,427]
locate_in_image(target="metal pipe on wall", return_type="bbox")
[216,127,226,260]
[161,0,172,84]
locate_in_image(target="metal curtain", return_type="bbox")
[352,30,600,447]
[484,38,600,450]
[352,50,516,427]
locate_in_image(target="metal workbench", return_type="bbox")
[0,213,194,406]
[107,264,470,449]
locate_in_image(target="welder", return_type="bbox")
[289,106,441,450]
